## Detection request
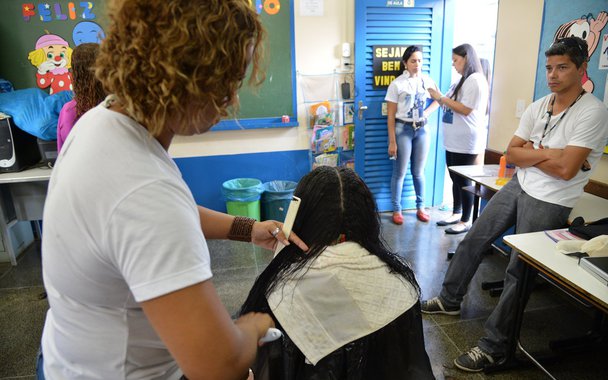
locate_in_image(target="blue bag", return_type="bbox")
[0,88,73,141]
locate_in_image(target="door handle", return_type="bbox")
[358,101,368,120]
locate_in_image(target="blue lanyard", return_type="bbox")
[540,90,585,143]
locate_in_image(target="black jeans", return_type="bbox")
[445,150,478,222]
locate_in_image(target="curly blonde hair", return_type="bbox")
[95,0,265,136]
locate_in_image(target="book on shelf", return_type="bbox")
[544,228,584,243]
[579,256,608,286]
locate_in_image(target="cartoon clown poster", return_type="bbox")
[27,33,73,94]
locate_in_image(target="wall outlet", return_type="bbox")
[515,99,526,118]
[342,42,351,58]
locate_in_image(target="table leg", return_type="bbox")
[1,220,17,266]
[472,185,481,223]
[487,253,556,377]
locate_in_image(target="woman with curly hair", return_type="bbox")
[241,166,435,380]
[56,42,106,153]
[38,1,306,379]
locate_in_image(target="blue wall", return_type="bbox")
[176,150,310,212]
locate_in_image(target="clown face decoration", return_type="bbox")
[28,34,73,94]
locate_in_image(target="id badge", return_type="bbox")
[412,108,420,123]
[442,109,454,124]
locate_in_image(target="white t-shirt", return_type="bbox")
[384,72,437,122]
[442,72,489,154]
[41,104,213,379]
[515,92,608,207]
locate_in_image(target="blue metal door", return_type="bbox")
[354,0,454,211]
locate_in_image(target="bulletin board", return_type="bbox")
[0,0,297,131]
[534,0,608,103]
[0,2,109,91]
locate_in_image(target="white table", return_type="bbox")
[0,166,52,265]
[502,232,608,379]
[504,232,608,313]
[448,165,608,223]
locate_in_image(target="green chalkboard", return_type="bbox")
[0,2,109,91]
[0,0,296,130]
[225,0,297,130]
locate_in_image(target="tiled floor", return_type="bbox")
[1,207,606,379]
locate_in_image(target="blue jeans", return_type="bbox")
[438,176,571,356]
[36,348,45,380]
[390,122,430,211]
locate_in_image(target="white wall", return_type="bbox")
[487,0,543,153]
[169,0,353,159]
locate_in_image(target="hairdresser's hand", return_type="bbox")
[428,87,443,101]
[38,61,55,74]
[251,220,309,252]
[235,311,274,340]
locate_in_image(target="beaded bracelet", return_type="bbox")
[227,216,256,242]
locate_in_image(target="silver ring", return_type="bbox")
[271,227,280,237]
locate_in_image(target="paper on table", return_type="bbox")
[545,228,584,243]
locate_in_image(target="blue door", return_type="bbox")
[354,0,454,211]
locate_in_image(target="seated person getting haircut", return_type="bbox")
[57,42,106,154]
[421,36,608,372]
[240,166,435,380]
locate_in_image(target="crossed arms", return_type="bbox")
[505,136,591,181]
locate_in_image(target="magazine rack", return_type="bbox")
[297,70,355,170]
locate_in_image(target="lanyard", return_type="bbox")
[540,90,585,143]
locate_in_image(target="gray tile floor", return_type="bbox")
[1,207,607,379]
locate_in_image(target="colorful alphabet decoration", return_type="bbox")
[22,2,96,22]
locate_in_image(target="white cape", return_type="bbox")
[267,242,418,365]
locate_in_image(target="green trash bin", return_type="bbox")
[222,178,263,221]
[261,180,298,222]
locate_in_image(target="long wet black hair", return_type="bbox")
[240,166,420,315]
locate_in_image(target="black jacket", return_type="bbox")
[252,302,435,380]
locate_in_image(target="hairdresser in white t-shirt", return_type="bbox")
[428,44,489,234]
